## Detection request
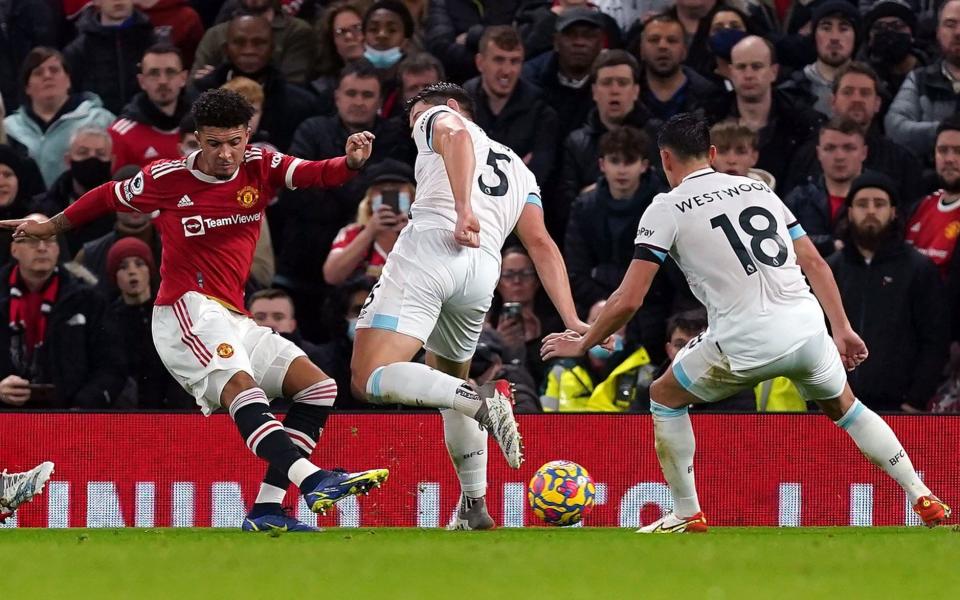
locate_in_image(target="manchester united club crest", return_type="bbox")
[946,221,960,240]
[217,343,235,358]
[236,185,259,209]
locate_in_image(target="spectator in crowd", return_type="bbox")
[0,0,58,113]
[277,60,409,339]
[784,62,923,208]
[784,0,859,117]
[307,278,374,408]
[522,7,606,144]
[541,298,633,412]
[31,126,116,258]
[362,0,418,116]
[63,0,157,115]
[555,50,653,241]
[247,288,325,396]
[192,0,317,84]
[311,2,366,112]
[463,25,559,183]
[74,165,162,295]
[906,118,960,280]
[3,47,115,188]
[636,12,722,124]
[885,0,960,158]
[424,0,520,83]
[565,126,661,313]
[470,325,541,413]
[107,236,194,409]
[786,117,869,257]
[133,0,205,68]
[718,35,821,190]
[192,14,318,151]
[0,147,41,267]
[828,172,949,412]
[709,119,776,188]
[684,2,752,84]
[109,44,192,169]
[487,246,564,386]
[860,0,928,106]
[323,159,414,285]
[383,52,445,120]
[0,214,125,409]
[516,0,622,60]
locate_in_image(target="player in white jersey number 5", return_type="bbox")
[542,113,951,532]
[350,83,588,529]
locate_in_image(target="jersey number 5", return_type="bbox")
[478,150,511,197]
[710,206,788,275]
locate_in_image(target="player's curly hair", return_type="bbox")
[191,88,255,130]
[404,82,474,118]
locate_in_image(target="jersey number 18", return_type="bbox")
[710,206,788,275]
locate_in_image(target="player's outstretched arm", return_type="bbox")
[541,258,659,360]
[432,112,479,248]
[794,235,868,370]
[0,181,117,239]
[514,202,585,333]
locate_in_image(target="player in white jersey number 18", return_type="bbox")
[542,113,950,532]
[349,83,592,529]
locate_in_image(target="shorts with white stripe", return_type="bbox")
[152,291,307,415]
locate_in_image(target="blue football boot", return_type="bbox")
[302,468,390,514]
[241,507,322,533]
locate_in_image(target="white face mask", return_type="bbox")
[364,44,403,69]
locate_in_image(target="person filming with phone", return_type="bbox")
[323,159,415,285]
[0,214,124,408]
[488,246,565,386]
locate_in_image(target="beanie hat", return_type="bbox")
[106,237,155,284]
[846,171,899,206]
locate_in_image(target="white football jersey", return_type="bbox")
[634,168,825,370]
[410,105,541,260]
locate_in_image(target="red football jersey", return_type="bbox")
[66,146,356,311]
[906,190,960,278]
[109,118,183,168]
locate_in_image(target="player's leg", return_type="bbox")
[794,332,950,526]
[0,461,55,520]
[427,352,494,531]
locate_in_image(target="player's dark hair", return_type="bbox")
[191,88,255,131]
[589,49,640,85]
[666,308,708,339]
[405,82,475,117]
[599,126,650,163]
[936,114,960,139]
[657,112,711,160]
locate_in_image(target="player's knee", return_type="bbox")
[649,375,687,409]
[350,364,373,402]
[220,370,258,408]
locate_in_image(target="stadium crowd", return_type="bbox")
[1,0,959,414]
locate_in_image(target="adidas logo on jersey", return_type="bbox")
[144,146,159,159]
[177,195,194,208]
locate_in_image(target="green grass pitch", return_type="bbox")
[5,527,959,598]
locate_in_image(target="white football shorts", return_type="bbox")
[152,291,306,415]
[356,223,501,363]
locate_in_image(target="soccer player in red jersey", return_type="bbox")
[0,89,389,532]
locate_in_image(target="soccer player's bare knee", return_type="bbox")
[220,370,258,408]
[650,375,691,409]
[282,356,327,398]
[815,385,856,420]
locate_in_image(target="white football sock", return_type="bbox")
[287,458,320,487]
[255,482,287,505]
[650,400,701,518]
[835,399,931,503]
[366,363,482,417]
[441,408,488,499]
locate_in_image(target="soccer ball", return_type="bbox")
[527,460,596,526]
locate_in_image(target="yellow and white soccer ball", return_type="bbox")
[527,460,596,526]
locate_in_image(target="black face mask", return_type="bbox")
[70,158,112,190]
[870,30,913,63]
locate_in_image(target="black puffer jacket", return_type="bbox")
[424,0,520,84]
[63,7,156,115]
[463,76,559,183]
[828,234,949,411]
[0,266,125,408]
[564,173,663,311]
